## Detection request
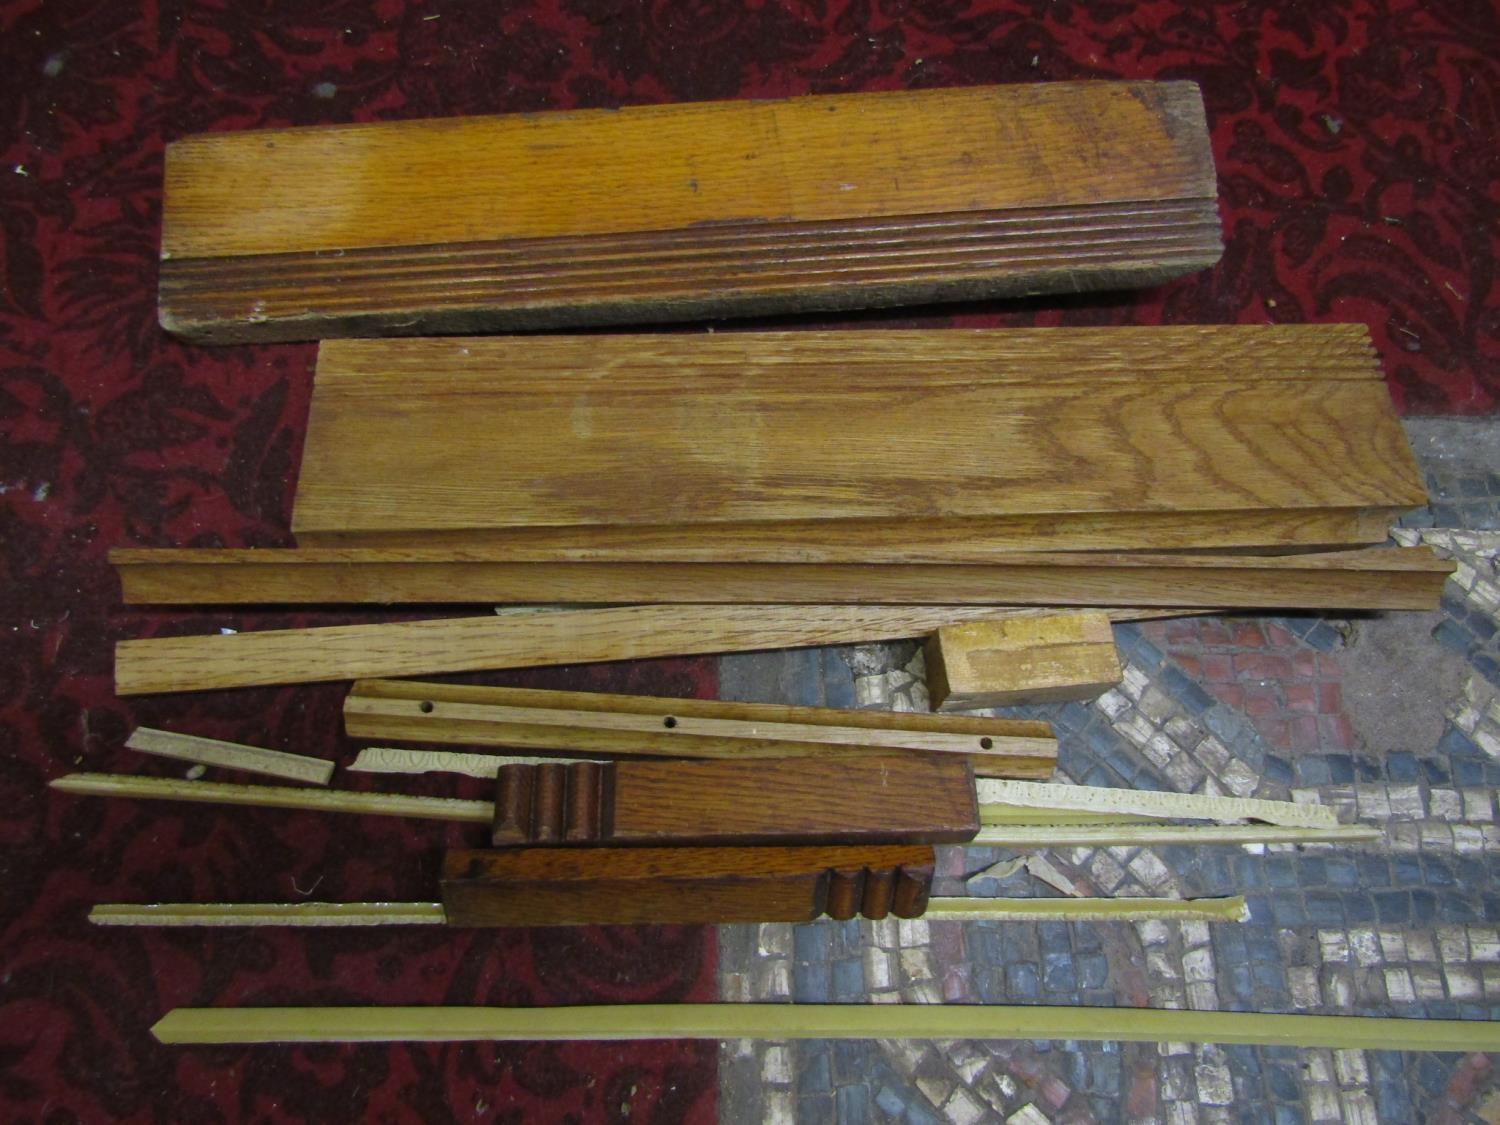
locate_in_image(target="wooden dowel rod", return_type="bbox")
[150,1003,1500,1051]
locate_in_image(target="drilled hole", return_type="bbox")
[419,701,435,714]
[979,737,994,750]
[663,716,678,729]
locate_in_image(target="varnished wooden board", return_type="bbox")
[292,328,1424,537]
[344,678,1057,779]
[488,756,978,848]
[289,507,1394,557]
[925,612,1123,710]
[440,845,936,926]
[158,82,1220,342]
[107,548,1450,608]
[112,604,1196,696]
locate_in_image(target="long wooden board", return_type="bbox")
[291,328,1423,538]
[107,548,1449,608]
[343,678,1057,779]
[150,1004,1500,1051]
[112,604,1185,696]
[158,82,1220,342]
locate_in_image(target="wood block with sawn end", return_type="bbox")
[441,844,936,926]
[490,755,978,847]
[925,611,1123,711]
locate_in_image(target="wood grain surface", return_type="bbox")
[487,755,978,848]
[158,82,1220,340]
[926,612,1123,710]
[290,327,1423,536]
[440,845,935,926]
[112,604,1196,696]
[107,548,1450,609]
[343,678,1057,779]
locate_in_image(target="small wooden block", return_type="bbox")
[926,612,1123,710]
[440,845,935,926]
[489,756,977,847]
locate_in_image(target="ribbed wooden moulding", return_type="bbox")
[157,82,1221,342]
[288,325,1424,548]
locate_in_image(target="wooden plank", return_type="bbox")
[976,779,1338,828]
[441,845,936,926]
[49,773,492,823]
[158,82,1220,342]
[89,895,1246,927]
[90,903,448,926]
[112,604,1185,696]
[150,1003,1500,1051]
[288,506,1393,557]
[342,678,1057,778]
[106,548,1450,609]
[292,332,1423,537]
[488,757,979,847]
[926,612,1122,710]
[126,727,335,785]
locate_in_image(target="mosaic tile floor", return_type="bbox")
[717,419,1500,1124]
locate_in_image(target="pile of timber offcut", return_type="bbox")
[156,81,1220,342]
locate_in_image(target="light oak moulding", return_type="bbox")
[108,548,1449,608]
[158,82,1221,342]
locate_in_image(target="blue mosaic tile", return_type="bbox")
[834,1084,870,1122]
[1161,663,1216,714]
[795,962,831,1001]
[795,924,832,964]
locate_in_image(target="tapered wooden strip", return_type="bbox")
[150,1003,1500,1051]
[113,604,1180,696]
[90,903,447,926]
[125,728,335,785]
[295,387,1425,537]
[49,773,492,823]
[110,548,1447,608]
[976,780,1337,828]
[971,824,1379,847]
[160,83,1219,341]
[924,896,1248,922]
[286,507,1392,558]
[347,745,1036,783]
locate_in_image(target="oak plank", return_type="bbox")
[159,83,1220,341]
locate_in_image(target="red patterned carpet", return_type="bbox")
[1,1,1497,1120]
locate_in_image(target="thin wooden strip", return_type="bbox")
[125,728,335,785]
[286,507,1394,558]
[971,825,1379,847]
[149,1003,1500,1051]
[49,773,492,824]
[924,896,1248,923]
[976,779,1337,828]
[112,604,1183,696]
[345,746,1033,782]
[342,695,1054,762]
[90,903,447,926]
[108,549,1450,608]
[88,896,1246,927]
